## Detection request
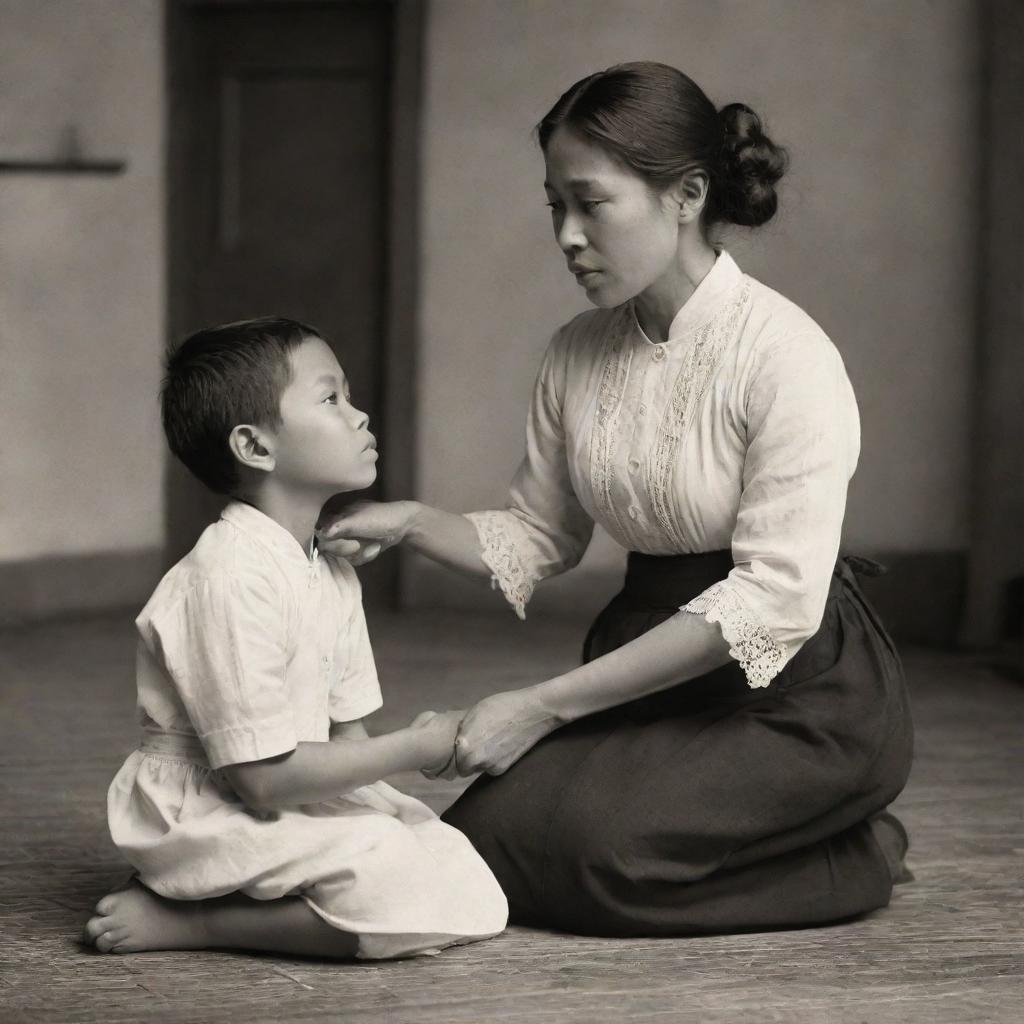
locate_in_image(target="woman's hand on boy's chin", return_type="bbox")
[326,537,383,565]
[318,500,415,565]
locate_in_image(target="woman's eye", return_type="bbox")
[546,201,563,213]
[582,200,603,214]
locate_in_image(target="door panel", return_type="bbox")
[167,1,396,602]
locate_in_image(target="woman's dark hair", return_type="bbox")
[537,61,788,229]
[161,316,322,495]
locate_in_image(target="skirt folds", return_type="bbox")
[442,551,913,936]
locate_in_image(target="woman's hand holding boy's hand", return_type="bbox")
[318,501,420,566]
[408,709,464,778]
[454,688,562,777]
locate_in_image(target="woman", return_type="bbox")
[323,61,913,936]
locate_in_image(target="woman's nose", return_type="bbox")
[556,212,586,253]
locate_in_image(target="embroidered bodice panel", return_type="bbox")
[467,251,860,686]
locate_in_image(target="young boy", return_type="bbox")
[84,317,507,960]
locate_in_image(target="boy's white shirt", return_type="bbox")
[134,501,382,770]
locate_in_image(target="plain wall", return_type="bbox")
[410,0,981,609]
[0,0,165,564]
[961,0,1024,647]
[0,0,987,630]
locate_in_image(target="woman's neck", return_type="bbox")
[633,236,717,344]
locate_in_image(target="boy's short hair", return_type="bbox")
[162,316,322,495]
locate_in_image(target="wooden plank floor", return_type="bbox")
[1,607,1022,1023]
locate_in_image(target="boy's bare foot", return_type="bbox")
[83,879,207,954]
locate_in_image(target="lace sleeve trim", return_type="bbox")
[465,511,538,620]
[683,581,785,688]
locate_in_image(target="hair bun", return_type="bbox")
[716,102,788,227]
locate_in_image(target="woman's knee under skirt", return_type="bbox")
[442,552,914,937]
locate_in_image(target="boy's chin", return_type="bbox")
[313,466,378,505]
[338,466,378,492]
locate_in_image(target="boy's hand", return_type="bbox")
[408,709,464,777]
[421,747,459,782]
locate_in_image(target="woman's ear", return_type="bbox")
[673,169,709,224]
[228,424,276,475]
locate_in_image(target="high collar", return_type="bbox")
[630,249,744,347]
[220,500,318,571]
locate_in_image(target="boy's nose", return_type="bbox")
[350,407,369,431]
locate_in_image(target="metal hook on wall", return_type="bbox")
[0,123,126,175]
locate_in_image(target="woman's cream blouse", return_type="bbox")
[466,251,860,688]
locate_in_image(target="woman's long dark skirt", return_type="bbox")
[442,551,914,936]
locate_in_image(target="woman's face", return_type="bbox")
[543,126,682,308]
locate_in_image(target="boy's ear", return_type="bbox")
[671,169,709,223]
[228,424,276,475]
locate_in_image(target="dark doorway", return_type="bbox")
[165,0,420,605]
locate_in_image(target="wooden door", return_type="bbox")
[166,0,417,604]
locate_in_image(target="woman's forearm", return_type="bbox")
[451,612,734,777]
[536,611,733,723]
[227,728,431,811]
[404,502,492,581]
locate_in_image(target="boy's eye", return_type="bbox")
[323,392,338,405]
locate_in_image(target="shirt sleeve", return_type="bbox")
[327,560,384,723]
[466,328,594,618]
[142,573,298,769]
[684,330,860,687]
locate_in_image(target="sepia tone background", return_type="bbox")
[0,0,1020,653]
[1,3,1022,1022]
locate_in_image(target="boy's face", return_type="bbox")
[268,337,378,495]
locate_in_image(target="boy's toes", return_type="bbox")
[95,894,118,916]
[98,927,130,953]
[84,915,112,944]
